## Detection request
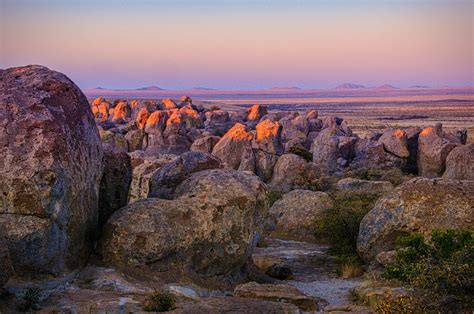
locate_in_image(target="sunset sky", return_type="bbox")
[1,0,472,89]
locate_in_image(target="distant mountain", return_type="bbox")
[410,85,430,88]
[335,83,366,89]
[135,85,165,91]
[268,86,302,91]
[193,87,217,91]
[94,86,106,90]
[376,84,398,89]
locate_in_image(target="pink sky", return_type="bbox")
[1,1,472,89]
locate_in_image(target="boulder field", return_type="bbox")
[0,65,472,311]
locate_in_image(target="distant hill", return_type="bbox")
[335,83,366,89]
[410,85,430,88]
[268,86,302,91]
[193,87,217,91]
[135,85,165,91]
[376,84,398,89]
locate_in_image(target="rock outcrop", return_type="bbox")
[148,151,222,199]
[99,169,268,281]
[0,65,103,276]
[268,189,333,241]
[336,178,393,195]
[269,154,320,192]
[212,123,254,170]
[443,143,474,180]
[357,178,474,261]
[417,126,457,177]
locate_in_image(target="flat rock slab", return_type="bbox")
[234,282,317,311]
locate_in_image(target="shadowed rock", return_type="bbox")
[0,65,103,276]
[0,229,13,288]
[190,135,221,153]
[148,151,222,199]
[418,126,458,177]
[377,129,409,158]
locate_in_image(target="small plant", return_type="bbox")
[337,255,364,279]
[383,229,474,311]
[375,293,425,313]
[314,191,378,256]
[18,287,41,311]
[143,289,176,312]
[288,146,313,162]
[266,189,282,207]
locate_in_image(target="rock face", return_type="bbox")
[255,119,283,155]
[247,104,268,122]
[148,151,222,199]
[0,65,103,276]
[443,143,474,180]
[190,135,220,153]
[212,123,254,170]
[377,129,409,158]
[0,229,13,288]
[357,178,474,261]
[417,126,457,177]
[336,178,393,195]
[268,190,333,241]
[233,282,317,311]
[98,151,132,226]
[128,154,179,203]
[270,154,320,192]
[99,169,268,280]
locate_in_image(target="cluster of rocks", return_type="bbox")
[1,65,472,312]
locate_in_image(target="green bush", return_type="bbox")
[18,287,41,311]
[288,146,313,162]
[266,189,283,207]
[143,290,176,312]
[314,191,378,257]
[383,229,473,310]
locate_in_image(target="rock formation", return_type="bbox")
[0,65,103,276]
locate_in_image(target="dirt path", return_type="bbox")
[253,238,363,306]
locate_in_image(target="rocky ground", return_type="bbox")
[1,65,472,313]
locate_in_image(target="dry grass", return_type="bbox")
[340,261,364,279]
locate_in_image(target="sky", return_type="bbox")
[1,0,472,90]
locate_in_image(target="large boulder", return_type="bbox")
[0,65,103,276]
[268,189,333,241]
[0,229,13,288]
[128,154,179,203]
[98,151,132,226]
[247,104,268,122]
[443,143,474,180]
[357,178,474,261]
[417,126,458,177]
[255,119,283,155]
[377,129,409,158]
[99,169,268,281]
[148,151,222,199]
[212,123,254,170]
[190,135,221,153]
[311,128,357,174]
[269,154,320,192]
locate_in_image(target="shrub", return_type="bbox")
[143,290,176,312]
[18,287,41,311]
[266,189,283,207]
[337,255,364,279]
[375,293,425,313]
[288,146,313,162]
[383,229,473,310]
[314,191,378,256]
